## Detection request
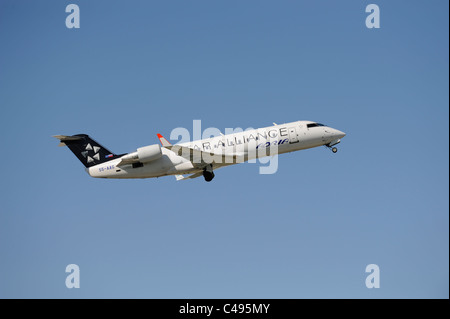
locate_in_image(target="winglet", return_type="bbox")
[157,134,172,147]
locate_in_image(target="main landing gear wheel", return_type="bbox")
[332,147,338,153]
[203,170,215,182]
[203,164,215,182]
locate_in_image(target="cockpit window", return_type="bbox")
[307,123,326,128]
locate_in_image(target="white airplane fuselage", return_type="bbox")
[83,120,346,180]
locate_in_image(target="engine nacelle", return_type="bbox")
[136,144,162,163]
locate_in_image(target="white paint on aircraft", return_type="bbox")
[55,120,346,182]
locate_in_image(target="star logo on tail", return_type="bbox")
[81,143,101,163]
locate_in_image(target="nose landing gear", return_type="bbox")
[325,141,340,154]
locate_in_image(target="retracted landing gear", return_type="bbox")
[203,164,215,182]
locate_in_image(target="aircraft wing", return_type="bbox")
[175,172,204,181]
[157,133,244,168]
[166,144,244,168]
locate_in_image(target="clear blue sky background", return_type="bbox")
[0,0,448,299]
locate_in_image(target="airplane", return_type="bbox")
[54,120,346,182]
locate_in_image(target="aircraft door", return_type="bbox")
[288,127,299,144]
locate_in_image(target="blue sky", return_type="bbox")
[0,0,448,298]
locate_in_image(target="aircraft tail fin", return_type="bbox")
[53,134,119,168]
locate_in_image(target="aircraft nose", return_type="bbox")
[334,129,346,139]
